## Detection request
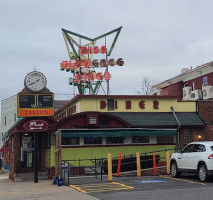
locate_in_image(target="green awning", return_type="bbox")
[2,118,23,140]
[61,129,177,138]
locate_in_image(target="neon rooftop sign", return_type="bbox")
[60,27,124,95]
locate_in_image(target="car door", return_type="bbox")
[189,144,206,170]
[177,144,194,169]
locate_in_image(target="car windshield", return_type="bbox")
[211,146,213,151]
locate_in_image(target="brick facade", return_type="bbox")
[9,132,49,180]
[198,101,213,141]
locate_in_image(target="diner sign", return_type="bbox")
[60,27,124,94]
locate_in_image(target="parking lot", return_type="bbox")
[68,174,213,200]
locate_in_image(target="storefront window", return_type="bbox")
[183,129,192,145]
[62,137,79,145]
[21,135,34,169]
[84,137,102,145]
[133,136,149,144]
[106,137,123,144]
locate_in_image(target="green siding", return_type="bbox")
[45,149,51,168]
[61,145,175,167]
[50,146,55,167]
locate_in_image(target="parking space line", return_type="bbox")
[69,182,134,193]
[111,182,134,189]
[160,175,206,186]
[69,185,88,193]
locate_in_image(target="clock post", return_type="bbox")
[17,71,54,183]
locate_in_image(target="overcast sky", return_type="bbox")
[1,0,213,102]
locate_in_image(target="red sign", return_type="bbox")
[19,109,54,118]
[23,120,48,131]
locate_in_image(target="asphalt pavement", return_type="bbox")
[2,169,213,200]
[0,170,99,200]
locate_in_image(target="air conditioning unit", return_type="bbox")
[182,86,192,100]
[190,90,202,100]
[202,85,213,100]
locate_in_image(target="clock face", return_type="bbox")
[25,72,47,92]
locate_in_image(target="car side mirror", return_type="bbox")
[178,149,182,153]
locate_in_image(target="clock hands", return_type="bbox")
[29,79,40,86]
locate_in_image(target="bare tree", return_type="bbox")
[137,76,157,95]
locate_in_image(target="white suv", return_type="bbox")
[170,141,213,182]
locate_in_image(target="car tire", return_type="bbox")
[198,164,208,182]
[170,162,180,178]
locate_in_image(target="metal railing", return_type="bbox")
[60,148,175,185]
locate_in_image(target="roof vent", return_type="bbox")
[181,68,190,74]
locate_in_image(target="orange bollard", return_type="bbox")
[153,152,156,175]
[117,152,122,176]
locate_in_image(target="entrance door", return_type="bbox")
[21,134,40,169]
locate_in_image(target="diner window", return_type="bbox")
[133,136,149,144]
[84,137,102,145]
[123,137,132,144]
[89,116,97,125]
[106,137,123,144]
[107,99,115,111]
[98,115,110,125]
[62,137,79,145]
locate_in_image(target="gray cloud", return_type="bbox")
[1,0,213,103]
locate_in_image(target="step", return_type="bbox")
[14,172,48,182]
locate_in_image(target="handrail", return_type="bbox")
[60,147,176,183]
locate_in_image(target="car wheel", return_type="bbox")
[171,162,180,178]
[198,164,208,182]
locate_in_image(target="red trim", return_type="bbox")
[55,111,131,128]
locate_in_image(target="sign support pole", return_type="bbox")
[34,132,39,183]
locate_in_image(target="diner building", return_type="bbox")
[2,94,205,180]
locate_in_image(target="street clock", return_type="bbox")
[24,71,47,92]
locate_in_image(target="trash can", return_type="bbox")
[56,177,63,186]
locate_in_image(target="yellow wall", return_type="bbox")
[79,97,196,113]
[55,95,197,120]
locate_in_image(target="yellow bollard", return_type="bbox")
[166,151,170,175]
[136,152,141,177]
[108,153,112,182]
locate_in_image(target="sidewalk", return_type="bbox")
[0,170,99,200]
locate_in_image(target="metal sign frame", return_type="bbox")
[17,93,54,118]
